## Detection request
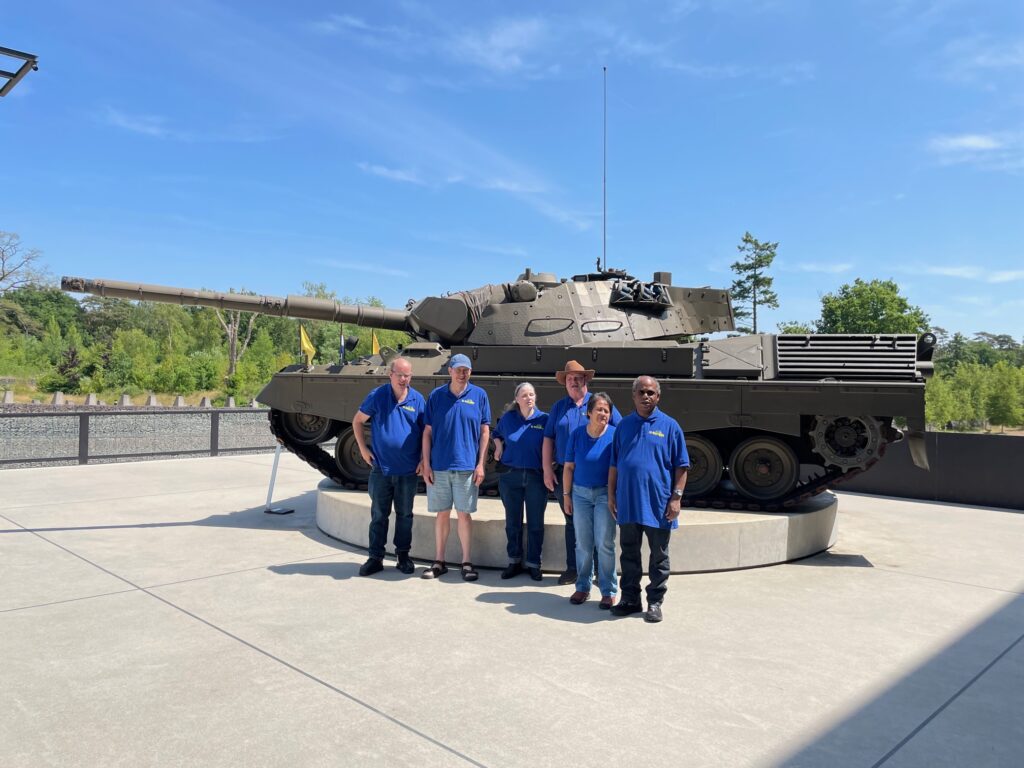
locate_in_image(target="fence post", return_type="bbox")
[210,411,220,457]
[78,413,89,465]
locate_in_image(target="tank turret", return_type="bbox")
[62,269,734,346]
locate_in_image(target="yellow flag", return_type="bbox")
[371,331,380,355]
[299,324,316,367]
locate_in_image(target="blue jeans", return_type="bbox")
[572,485,617,597]
[367,468,417,560]
[498,468,548,568]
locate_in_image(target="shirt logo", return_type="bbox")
[462,399,475,405]
[529,424,544,430]
[649,430,666,438]
[400,405,416,412]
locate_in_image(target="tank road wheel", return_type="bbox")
[809,415,883,472]
[728,437,799,502]
[334,425,372,486]
[683,435,723,497]
[278,411,337,446]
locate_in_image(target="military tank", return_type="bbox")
[61,268,934,510]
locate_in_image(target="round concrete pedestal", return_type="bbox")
[316,480,838,573]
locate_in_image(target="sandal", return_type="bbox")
[461,562,479,582]
[421,561,448,579]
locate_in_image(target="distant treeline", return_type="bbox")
[0,283,411,403]
[1,284,1022,428]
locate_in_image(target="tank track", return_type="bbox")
[270,410,887,512]
[682,441,888,512]
[269,410,351,487]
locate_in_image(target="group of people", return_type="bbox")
[352,354,690,623]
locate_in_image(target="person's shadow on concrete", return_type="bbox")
[477,589,617,624]
[267,561,421,582]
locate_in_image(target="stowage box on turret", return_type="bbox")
[62,268,933,510]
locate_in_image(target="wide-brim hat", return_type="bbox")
[556,360,596,385]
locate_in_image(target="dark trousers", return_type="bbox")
[553,464,577,571]
[367,469,416,560]
[498,468,548,568]
[619,523,672,605]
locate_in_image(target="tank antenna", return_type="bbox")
[602,65,607,273]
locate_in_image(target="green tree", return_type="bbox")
[815,279,930,334]
[985,362,1023,432]
[777,320,814,334]
[925,375,956,429]
[106,328,158,391]
[730,232,779,334]
[2,285,84,337]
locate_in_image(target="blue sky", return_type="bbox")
[3,1,1023,338]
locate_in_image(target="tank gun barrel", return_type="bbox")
[60,277,411,332]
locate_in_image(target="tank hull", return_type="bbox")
[261,344,926,511]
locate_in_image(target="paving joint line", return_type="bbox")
[870,629,1024,768]
[0,512,487,768]
[867,565,1024,596]
[1,479,317,513]
[0,588,140,614]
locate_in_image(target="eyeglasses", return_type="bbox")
[637,389,658,397]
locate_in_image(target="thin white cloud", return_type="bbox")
[314,258,411,278]
[103,107,171,138]
[929,134,1003,152]
[942,35,1024,83]
[356,162,427,186]
[989,270,1024,283]
[784,261,853,274]
[925,265,982,279]
[926,131,1024,172]
[448,18,547,73]
[100,106,274,143]
[923,265,1024,283]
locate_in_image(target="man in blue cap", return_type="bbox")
[420,353,491,582]
[351,356,425,576]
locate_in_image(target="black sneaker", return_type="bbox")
[501,562,524,580]
[358,558,384,577]
[528,567,543,581]
[557,569,577,586]
[396,552,415,575]
[610,600,643,617]
[645,603,664,623]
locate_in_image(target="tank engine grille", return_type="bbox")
[775,334,920,380]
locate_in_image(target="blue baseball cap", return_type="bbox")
[449,353,473,370]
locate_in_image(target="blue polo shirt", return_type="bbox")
[357,383,425,476]
[544,392,622,464]
[494,408,548,470]
[425,382,491,472]
[566,424,616,488]
[611,408,689,529]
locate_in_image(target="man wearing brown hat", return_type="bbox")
[543,360,622,585]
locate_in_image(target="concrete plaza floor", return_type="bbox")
[1,454,1022,768]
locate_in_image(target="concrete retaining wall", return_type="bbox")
[841,432,1024,511]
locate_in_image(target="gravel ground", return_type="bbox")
[0,405,279,469]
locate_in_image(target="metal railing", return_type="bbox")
[0,408,280,468]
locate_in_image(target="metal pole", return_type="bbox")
[263,443,294,515]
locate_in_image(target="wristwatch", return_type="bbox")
[672,489,684,499]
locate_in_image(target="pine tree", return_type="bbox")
[730,232,779,334]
